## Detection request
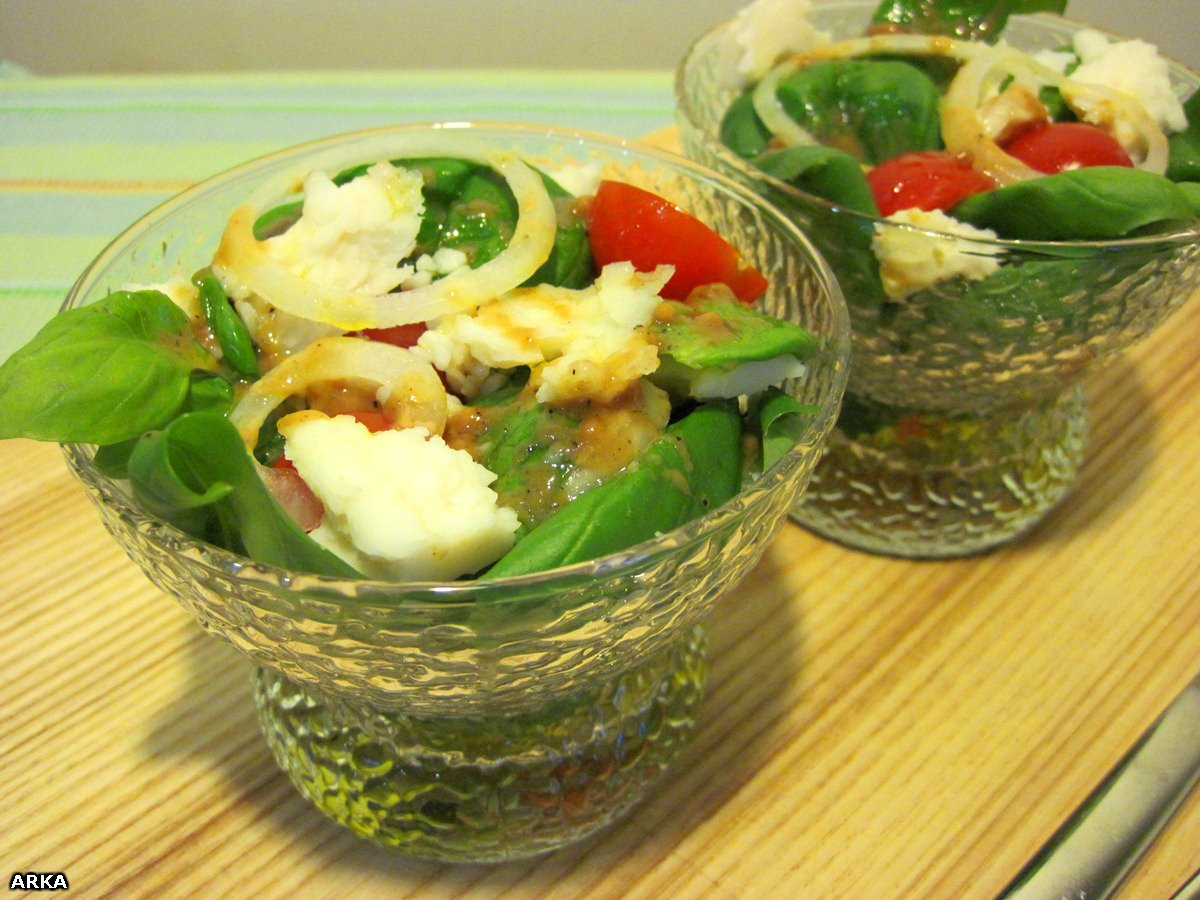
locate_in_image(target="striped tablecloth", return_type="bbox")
[0,69,673,361]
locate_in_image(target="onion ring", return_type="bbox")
[214,137,557,331]
[229,336,448,447]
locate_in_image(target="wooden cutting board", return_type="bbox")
[3,135,1199,897]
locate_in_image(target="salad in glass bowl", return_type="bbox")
[0,124,849,860]
[677,0,1200,557]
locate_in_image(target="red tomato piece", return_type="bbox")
[262,462,324,532]
[587,180,769,304]
[1002,122,1134,174]
[349,409,394,433]
[867,152,997,217]
[351,323,428,348]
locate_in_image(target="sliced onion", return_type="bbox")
[1059,80,1169,174]
[790,33,993,66]
[230,336,448,446]
[752,61,818,147]
[214,138,558,331]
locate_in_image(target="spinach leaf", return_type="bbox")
[870,0,1067,43]
[776,59,943,165]
[721,90,773,159]
[127,411,360,577]
[753,387,820,476]
[483,401,741,578]
[754,145,879,215]
[0,290,212,444]
[193,268,259,378]
[523,171,594,289]
[1167,90,1200,183]
[952,167,1197,240]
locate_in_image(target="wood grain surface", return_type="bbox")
[3,145,1200,897]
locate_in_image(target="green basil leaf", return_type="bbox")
[870,0,1067,43]
[721,90,773,159]
[194,268,259,378]
[127,411,360,577]
[483,401,741,578]
[1167,90,1200,183]
[776,59,943,165]
[0,290,211,444]
[754,145,879,215]
[952,167,1197,240]
[182,371,236,416]
[522,170,595,289]
[755,387,820,474]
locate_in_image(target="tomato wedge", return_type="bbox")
[867,152,997,217]
[587,180,769,304]
[351,323,428,348]
[1001,122,1134,174]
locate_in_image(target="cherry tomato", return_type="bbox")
[1002,122,1134,174]
[867,152,997,217]
[587,180,769,304]
[263,460,324,532]
[351,323,428,348]
[349,409,394,433]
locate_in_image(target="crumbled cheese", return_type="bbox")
[1066,30,1187,133]
[730,0,830,82]
[278,412,518,581]
[265,161,426,296]
[400,247,471,291]
[542,158,604,197]
[414,262,673,403]
[872,209,1001,300]
[690,356,808,399]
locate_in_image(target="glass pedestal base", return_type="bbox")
[253,626,707,862]
[793,387,1087,558]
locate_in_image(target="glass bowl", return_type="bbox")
[60,122,850,862]
[677,2,1200,556]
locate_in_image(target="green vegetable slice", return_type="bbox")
[127,411,360,577]
[775,59,944,165]
[0,290,211,444]
[483,401,741,578]
[952,167,1198,240]
[754,387,820,476]
[721,91,774,159]
[654,297,818,370]
[754,145,879,215]
[194,268,259,378]
[870,0,1067,43]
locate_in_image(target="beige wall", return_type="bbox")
[2,1,1197,74]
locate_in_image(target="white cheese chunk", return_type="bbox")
[265,161,426,296]
[123,276,200,320]
[1067,29,1187,133]
[872,209,1001,300]
[414,261,672,404]
[278,412,519,581]
[730,0,830,82]
[542,158,604,197]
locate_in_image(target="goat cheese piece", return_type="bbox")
[278,412,519,581]
[265,161,426,296]
[730,0,830,82]
[414,261,672,404]
[872,209,1001,300]
[1067,29,1187,133]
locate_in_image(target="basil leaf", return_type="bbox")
[483,401,741,578]
[0,290,211,444]
[755,388,820,475]
[1167,90,1200,183]
[754,145,879,215]
[127,411,360,577]
[870,0,1067,43]
[721,90,773,159]
[522,170,594,289]
[776,59,943,165]
[952,167,1197,240]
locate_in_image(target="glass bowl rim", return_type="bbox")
[675,0,1200,251]
[62,120,850,608]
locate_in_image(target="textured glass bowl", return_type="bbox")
[677,3,1200,556]
[60,123,850,861]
